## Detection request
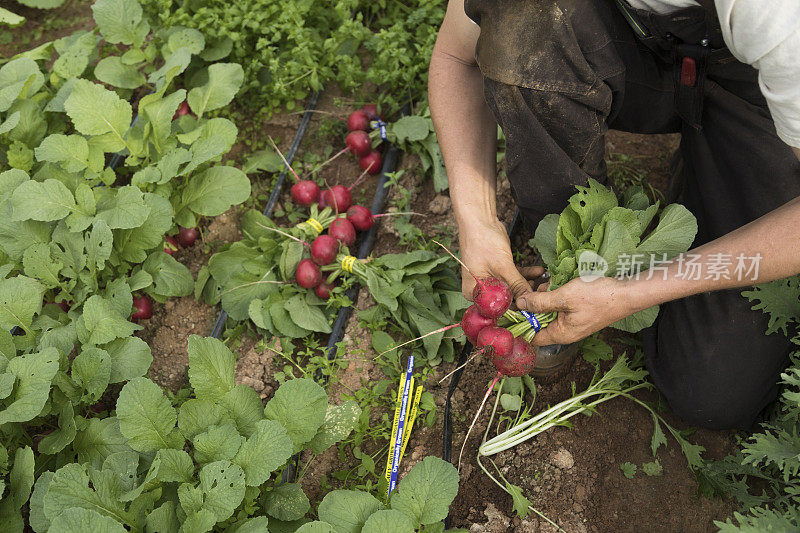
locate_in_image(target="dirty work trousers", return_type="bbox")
[464,0,800,429]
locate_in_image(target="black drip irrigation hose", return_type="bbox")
[209,92,320,339]
[441,210,521,529]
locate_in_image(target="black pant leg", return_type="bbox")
[644,58,800,431]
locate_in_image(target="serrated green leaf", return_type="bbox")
[141,251,194,297]
[187,335,235,401]
[43,463,131,525]
[0,348,58,424]
[264,378,328,451]
[116,377,182,453]
[284,293,332,334]
[504,481,531,519]
[72,346,111,401]
[309,400,361,454]
[96,185,150,229]
[362,509,414,533]
[0,58,44,112]
[38,401,76,454]
[620,462,637,478]
[391,456,459,526]
[0,275,43,332]
[178,399,232,441]
[22,242,62,288]
[29,471,53,533]
[102,336,152,383]
[94,56,145,89]
[187,63,244,117]
[49,507,127,533]
[64,79,132,152]
[232,419,293,486]
[642,460,663,476]
[74,417,132,470]
[91,0,149,46]
[11,178,76,222]
[193,424,243,464]
[198,460,246,522]
[264,483,310,522]
[83,295,140,345]
[218,384,263,439]
[52,31,96,79]
[318,490,384,533]
[180,165,250,217]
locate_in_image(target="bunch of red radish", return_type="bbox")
[345,104,383,176]
[291,203,388,299]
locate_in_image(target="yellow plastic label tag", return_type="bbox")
[305,217,324,234]
[341,255,357,273]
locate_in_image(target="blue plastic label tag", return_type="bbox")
[519,310,541,332]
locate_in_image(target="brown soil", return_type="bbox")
[1,0,94,59]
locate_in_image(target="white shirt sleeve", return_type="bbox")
[715,0,800,147]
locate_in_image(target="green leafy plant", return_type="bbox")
[697,276,800,532]
[25,335,361,531]
[138,0,446,115]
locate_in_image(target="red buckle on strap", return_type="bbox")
[681,56,697,87]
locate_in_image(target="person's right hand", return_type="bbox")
[457,217,544,303]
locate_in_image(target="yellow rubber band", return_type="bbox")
[341,255,357,273]
[305,217,323,234]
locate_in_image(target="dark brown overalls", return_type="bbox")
[463,0,800,429]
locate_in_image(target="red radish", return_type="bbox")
[318,191,329,209]
[310,235,339,265]
[361,104,383,120]
[434,241,513,319]
[53,300,71,313]
[177,227,199,248]
[329,218,356,247]
[295,259,322,288]
[291,180,320,207]
[347,110,370,132]
[473,277,513,319]
[131,294,153,321]
[346,131,371,157]
[476,326,514,359]
[315,282,334,300]
[346,205,374,231]
[269,136,323,208]
[173,101,192,120]
[346,205,425,232]
[359,150,382,175]
[321,185,352,213]
[461,305,496,345]
[493,337,537,377]
[164,235,179,255]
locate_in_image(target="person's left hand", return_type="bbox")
[515,276,639,346]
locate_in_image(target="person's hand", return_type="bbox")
[516,276,639,346]
[458,217,545,302]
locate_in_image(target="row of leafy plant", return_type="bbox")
[138,0,446,116]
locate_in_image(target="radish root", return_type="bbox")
[458,372,502,471]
